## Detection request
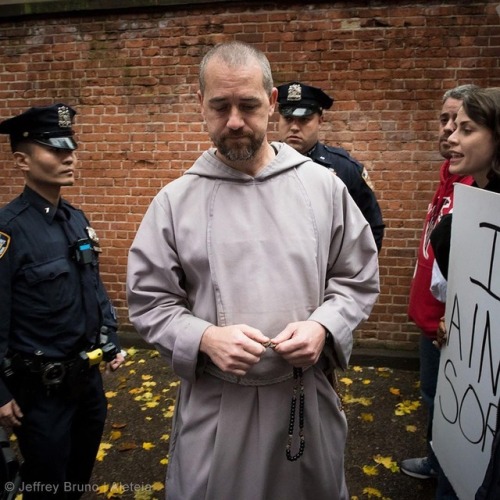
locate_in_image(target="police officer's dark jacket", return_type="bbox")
[0,186,118,405]
[306,142,385,251]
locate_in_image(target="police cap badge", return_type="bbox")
[277,82,334,118]
[0,103,77,151]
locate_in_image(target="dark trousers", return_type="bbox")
[419,334,440,470]
[10,367,106,499]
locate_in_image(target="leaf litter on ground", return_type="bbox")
[83,348,436,500]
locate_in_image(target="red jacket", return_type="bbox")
[407,160,473,338]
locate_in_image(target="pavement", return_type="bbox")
[81,338,438,500]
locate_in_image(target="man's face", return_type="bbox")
[278,112,322,155]
[438,97,463,159]
[15,142,77,191]
[198,57,277,166]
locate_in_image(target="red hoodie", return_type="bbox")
[408,159,473,338]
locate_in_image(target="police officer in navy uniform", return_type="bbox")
[0,104,125,499]
[277,82,385,251]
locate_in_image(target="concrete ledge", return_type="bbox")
[350,347,419,371]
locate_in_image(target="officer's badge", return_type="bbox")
[287,84,302,102]
[86,226,102,253]
[57,105,72,129]
[362,167,375,191]
[0,232,11,260]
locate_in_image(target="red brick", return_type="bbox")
[0,2,498,349]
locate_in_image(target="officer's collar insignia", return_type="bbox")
[0,232,11,260]
[86,226,102,252]
[45,207,50,214]
[58,105,72,129]
[287,84,302,102]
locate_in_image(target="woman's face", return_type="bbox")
[447,106,495,188]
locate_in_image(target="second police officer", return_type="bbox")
[277,82,385,251]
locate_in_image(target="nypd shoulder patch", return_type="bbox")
[0,232,11,259]
[361,167,375,191]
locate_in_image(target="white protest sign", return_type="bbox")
[433,184,500,499]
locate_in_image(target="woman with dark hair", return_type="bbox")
[430,87,500,500]
[431,87,500,288]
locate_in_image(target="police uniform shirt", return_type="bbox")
[0,186,117,367]
[307,142,385,251]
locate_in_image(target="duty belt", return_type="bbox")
[2,351,92,390]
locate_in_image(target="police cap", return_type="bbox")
[277,82,334,117]
[0,103,77,151]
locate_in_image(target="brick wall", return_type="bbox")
[1,1,499,350]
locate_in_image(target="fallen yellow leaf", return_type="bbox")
[340,377,353,386]
[97,484,109,494]
[352,366,363,372]
[135,391,154,401]
[133,488,154,500]
[362,379,371,385]
[342,394,373,406]
[107,482,125,498]
[389,387,400,396]
[374,454,400,473]
[152,482,164,491]
[160,457,169,465]
[110,430,122,441]
[126,347,138,357]
[96,442,112,461]
[360,413,374,422]
[363,486,382,498]
[376,367,391,378]
[362,465,379,476]
[105,391,118,399]
[143,442,156,450]
[160,434,170,441]
[163,404,176,419]
[406,425,417,433]
[395,400,421,416]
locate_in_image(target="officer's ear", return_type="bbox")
[13,151,31,174]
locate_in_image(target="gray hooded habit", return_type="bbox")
[127,142,380,500]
